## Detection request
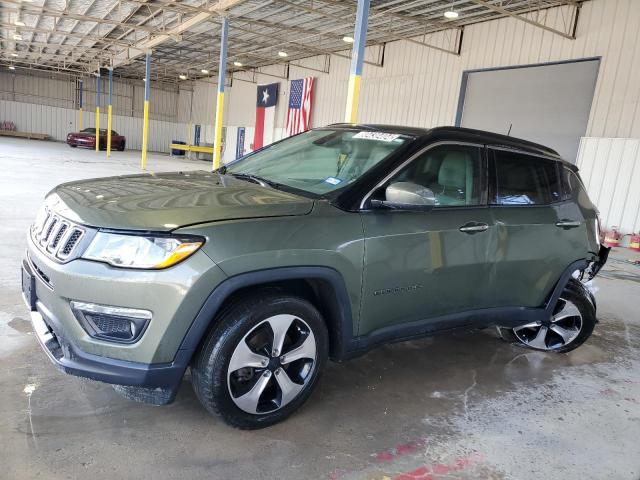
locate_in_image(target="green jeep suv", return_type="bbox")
[22,125,609,429]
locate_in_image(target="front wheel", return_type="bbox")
[498,279,596,353]
[191,292,328,429]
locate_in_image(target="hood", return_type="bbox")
[70,132,95,137]
[48,170,314,231]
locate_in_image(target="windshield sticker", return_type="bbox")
[353,131,400,142]
[324,176,342,185]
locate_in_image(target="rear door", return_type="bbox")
[487,148,586,308]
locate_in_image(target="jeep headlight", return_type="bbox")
[83,232,204,269]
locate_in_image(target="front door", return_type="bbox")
[359,143,493,336]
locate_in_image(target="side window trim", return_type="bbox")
[359,141,488,210]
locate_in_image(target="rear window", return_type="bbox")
[560,166,584,200]
[492,150,561,205]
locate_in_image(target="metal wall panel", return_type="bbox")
[196,0,639,138]
[0,99,185,153]
[0,71,181,122]
[577,137,640,233]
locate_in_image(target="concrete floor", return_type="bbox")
[1,137,639,480]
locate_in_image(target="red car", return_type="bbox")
[67,128,126,151]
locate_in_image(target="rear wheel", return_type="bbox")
[498,279,596,353]
[191,292,328,429]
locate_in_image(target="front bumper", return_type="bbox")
[23,259,189,391]
[22,232,228,393]
[68,137,95,148]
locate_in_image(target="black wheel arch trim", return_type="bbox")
[176,266,355,362]
[543,259,589,315]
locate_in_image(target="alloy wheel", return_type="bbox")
[227,314,317,414]
[512,297,583,350]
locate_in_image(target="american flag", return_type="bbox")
[285,77,315,137]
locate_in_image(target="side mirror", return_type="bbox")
[372,182,436,210]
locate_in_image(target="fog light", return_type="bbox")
[71,301,151,343]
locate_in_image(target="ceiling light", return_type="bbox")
[443,9,459,19]
[342,36,354,43]
[14,20,26,27]
[200,69,209,74]
[11,53,19,57]
[277,51,288,57]
[13,34,22,40]
[9,66,16,70]
[179,74,187,80]
[233,61,243,67]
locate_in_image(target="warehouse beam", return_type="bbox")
[213,17,229,170]
[469,0,577,40]
[112,0,247,69]
[141,53,151,170]
[95,70,101,153]
[230,23,383,68]
[345,0,370,123]
[276,0,460,56]
[0,22,136,48]
[107,68,113,158]
[1,0,158,34]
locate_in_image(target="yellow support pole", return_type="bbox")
[344,0,370,123]
[107,68,113,157]
[213,17,229,170]
[95,71,101,152]
[141,53,151,170]
[213,92,225,169]
[344,75,362,124]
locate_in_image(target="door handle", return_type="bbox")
[459,222,489,234]
[555,219,581,229]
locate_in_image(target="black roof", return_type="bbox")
[327,123,563,161]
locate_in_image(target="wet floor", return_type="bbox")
[1,138,639,479]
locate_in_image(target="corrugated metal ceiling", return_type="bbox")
[1,0,583,83]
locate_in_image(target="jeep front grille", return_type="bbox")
[31,206,86,261]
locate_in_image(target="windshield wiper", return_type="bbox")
[227,172,271,188]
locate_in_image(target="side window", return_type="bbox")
[492,150,560,205]
[382,145,484,207]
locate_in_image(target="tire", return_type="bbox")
[497,279,596,353]
[70,144,77,148]
[191,292,328,429]
[118,142,125,151]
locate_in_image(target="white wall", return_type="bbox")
[577,137,640,233]
[0,99,186,153]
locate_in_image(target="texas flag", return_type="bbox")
[253,83,279,150]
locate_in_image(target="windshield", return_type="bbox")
[226,129,412,196]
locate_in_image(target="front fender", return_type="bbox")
[175,266,355,362]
